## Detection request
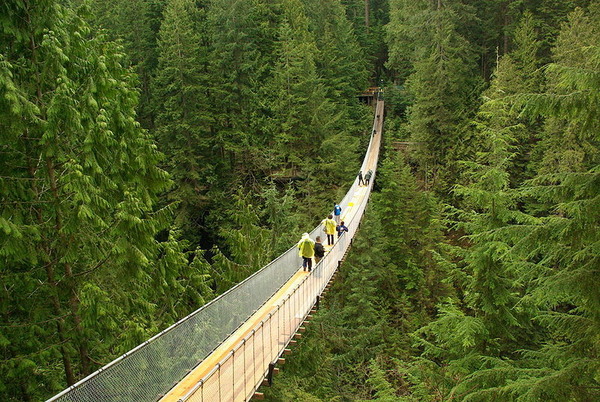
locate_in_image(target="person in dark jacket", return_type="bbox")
[336,221,348,238]
[314,236,325,264]
[358,170,364,186]
[365,169,373,185]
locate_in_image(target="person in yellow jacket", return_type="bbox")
[297,233,315,272]
[321,214,337,246]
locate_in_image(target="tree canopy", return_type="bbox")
[2,0,600,400]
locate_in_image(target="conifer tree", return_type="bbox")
[0,2,195,398]
[376,151,450,311]
[207,0,279,179]
[451,53,535,351]
[420,6,600,400]
[261,185,301,255]
[386,0,480,190]
[505,11,544,185]
[266,0,356,215]
[154,0,213,242]
[477,6,600,399]
[210,191,271,292]
[300,0,369,198]
[86,0,165,128]
[268,0,332,161]
[303,0,368,102]
[409,15,546,399]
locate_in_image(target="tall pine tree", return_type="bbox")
[154,0,213,243]
[0,2,200,399]
[385,0,480,190]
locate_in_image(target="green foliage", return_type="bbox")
[153,0,213,243]
[385,0,481,191]
[267,0,333,159]
[408,5,600,401]
[376,150,451,310]
[341,0,390,80]
[221,191,271,269]
[366,359,399,401]
[9,0,600,401]
[85,0,165,128]
[207,0,280,178]
[303,0,369,101]
[261,184,302,255]
[448,50,538,354]
[0,2,203,398]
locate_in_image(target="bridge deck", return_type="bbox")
[160,188,379,400]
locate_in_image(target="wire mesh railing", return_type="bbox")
[48,98,383,402]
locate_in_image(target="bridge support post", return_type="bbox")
[316,295,320,310]
[267,363,276,386]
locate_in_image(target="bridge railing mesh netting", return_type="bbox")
[49,99,383,402]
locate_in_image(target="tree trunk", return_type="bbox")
[46,158,92,376]
[503,1,511,54]
[26,145,76,385]
[26,6,78,381]
[364,0,370,34]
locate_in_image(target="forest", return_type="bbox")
[1,0,599,401]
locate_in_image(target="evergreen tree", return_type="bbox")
[206,0,279,179]
[261,184,302,255]
[506,11,544,185]
[376,152,449,311]
[386,0,480,191]
[268,0,331,161]
[341,0,389,78]
[0,2,198,398]
[301,0,370,203]
[154,0,213,243]
[419,6,600,400]
[85,0,165,129]
[266,0,358,215]
[450,53,535,353]
[476,6,600,399]
[303,0,369,102]
[210,191,271,292]
[407,14,546,399]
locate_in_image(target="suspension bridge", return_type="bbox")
[48,97,384,402]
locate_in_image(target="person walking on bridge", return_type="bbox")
[358,170,364,186]
[297,233,315,272]
[337,221,348,238]
[333,203,342,224]
[314,236,325,264]
[365,169,373,186]
[321,214,337,246]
